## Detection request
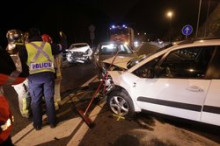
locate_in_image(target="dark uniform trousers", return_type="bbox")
[28,72,56,127]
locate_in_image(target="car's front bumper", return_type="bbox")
[66,51,92,63]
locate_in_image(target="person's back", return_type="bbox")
[24,28,57,130]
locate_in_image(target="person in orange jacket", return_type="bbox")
[0,41,29,145]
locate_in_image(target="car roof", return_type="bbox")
[128,38,220,72]
[174,38,220,46]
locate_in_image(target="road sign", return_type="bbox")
[89,24,95,32]
[88,24,95,41]
[90,32,95,40]
[182,25,193,36]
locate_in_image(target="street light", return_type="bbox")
[166,10,174,42]
[166,11,173,19]
[196,0,202,37]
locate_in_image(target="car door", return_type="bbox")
[201,46,220,126]
[132,46,215,121]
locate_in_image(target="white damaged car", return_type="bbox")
[66,43,93,63]
[105,39,220,126]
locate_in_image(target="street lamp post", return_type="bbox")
[196,0,202,37]
[166,10,173,42]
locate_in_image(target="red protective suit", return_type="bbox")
[0,74,25,144]
[0,47,28,144]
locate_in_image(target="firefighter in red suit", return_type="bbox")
[0,36,29,145]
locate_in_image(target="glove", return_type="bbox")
[59,31,67,40]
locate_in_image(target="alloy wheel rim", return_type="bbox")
[110,96,129,116]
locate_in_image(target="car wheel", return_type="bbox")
[107,90,135,117]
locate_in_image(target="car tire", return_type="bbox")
[107,90,135,117]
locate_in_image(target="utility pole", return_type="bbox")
[204,0,210,37]
[88,24,95,49]
[166,10,173,42]
[196,0,202,38]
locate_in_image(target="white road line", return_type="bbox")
[12,115,47,144]
[15,118,82,146]
[67,101,106,146]
[81,75,97,87]
[12,75,98,145]
[59,75,97,106]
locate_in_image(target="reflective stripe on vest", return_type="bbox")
[0,94,13,141]
[26,42,55,74]
[0,117,13,132]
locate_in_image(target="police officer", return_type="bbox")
[6,29,31,118]
[0,40,29,145]
[20,28,66,130]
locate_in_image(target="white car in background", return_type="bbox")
[66,43,93,63]
[105,38,220,126]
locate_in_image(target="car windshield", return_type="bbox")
[136,42,172,56]
[155,43,173,53]
[127,54,147,69]
[100,43,132,55]
[127,43,173,69]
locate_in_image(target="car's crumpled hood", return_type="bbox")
[102,56,133,69]
[69,46,90,52]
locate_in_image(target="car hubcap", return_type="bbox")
[110,96,129,116]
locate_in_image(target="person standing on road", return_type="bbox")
[6,29,31,118]
[0,40,29,145]
[41,33,67,110]
[20,28,66,130]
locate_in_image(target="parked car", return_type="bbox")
[105,38,220,126]
[66,43,93,63]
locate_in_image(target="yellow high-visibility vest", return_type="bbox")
[26,41,55,74]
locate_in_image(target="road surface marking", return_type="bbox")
[67,100,106,146]
[12,75,98,145]
[15,118,82,146]
[81,75,97,87]
[12,115,47,144]
[59,75,97,106]
[113,114,125,121]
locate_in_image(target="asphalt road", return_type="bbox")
[4,61,220,146]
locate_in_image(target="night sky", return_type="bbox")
[0,0,218,47]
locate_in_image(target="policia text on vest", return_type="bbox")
[30,62,53,70]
